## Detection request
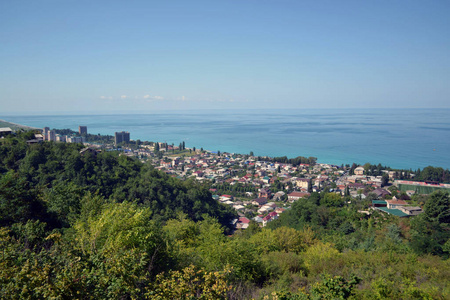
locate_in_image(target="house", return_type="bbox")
[80,147,98,157]
[398,206,423,216]
[385,199,408,209]
[354,166,365,175]
[252,197,268,206]
[258,206,272,214]
[275,207,286,214]
[236,217,250,229]
[372,200,387,207]
[371,188,390,198]
[287,191,310,202]
[273,191,285,200]
[296,178,310,190]
[233,204,245,211]
[238,217,250,224]
[262,215,272,227]
[259,188,270,199]
[220,194,233,202]
[26,139,42,144]
[253,215,264,223]
[348,182,365,191]
[0,127,12,137]
[268,211,278,220]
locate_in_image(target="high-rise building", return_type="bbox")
[43,127,49,141]
[115,131,130,145]
[47,130,56,142]
[79,126,87,135]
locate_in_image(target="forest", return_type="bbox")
[0,131,449,299]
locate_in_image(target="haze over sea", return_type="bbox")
[2,108,450,170]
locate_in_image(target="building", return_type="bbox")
[56,135,66,142]
[296,178,311,190]
[47,130,56,142]
[79,126,87,135]
[385,199,408,209]
[398,206,423,216]
[43,127,49,140]
[67,136,84,143]
[115,131,130,145]
[354,166,365,175]
[42,127,56,141]
[252,197,268,206]
[0,127,12,137]
[258,188,270,199]
[287,191,310,202]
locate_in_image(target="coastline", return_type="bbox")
[0,119,40,131]
[1,111,449,170]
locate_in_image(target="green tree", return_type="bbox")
[381,173,389,187]
[423,190,450,224]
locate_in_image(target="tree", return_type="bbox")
[0,171,49,227]
[74,201,170,296]
[381,173,389,187]
[410,191,450,255]
[423,191,450,224]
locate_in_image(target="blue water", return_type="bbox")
[2,109,450,170]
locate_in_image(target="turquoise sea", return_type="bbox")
[2,109,450,170]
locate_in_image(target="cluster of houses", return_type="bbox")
[114,148,429,226]
[25,128,433,228]
[218,191,288,228]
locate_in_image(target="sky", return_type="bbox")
[1,0,449,114]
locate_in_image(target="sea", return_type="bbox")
[2,108,450,170]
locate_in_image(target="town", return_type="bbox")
[13,124,450,230]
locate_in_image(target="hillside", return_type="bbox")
[0,130,449,299]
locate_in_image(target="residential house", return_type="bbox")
[288,191,310,202]
[385,199,408,209]
[0,127,12,137]
[354,166,365,175]
[259,188,270,199]
[252,197,268,206]
[371,188,390,198]
[273,191,285,200]
[398,206,423,216]
[296,178,310,190]
[236,217,250,229]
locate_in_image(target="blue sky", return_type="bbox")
[1,0,449,113]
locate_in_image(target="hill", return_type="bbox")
[0,130,449,299]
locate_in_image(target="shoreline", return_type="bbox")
[2,117,449,171]
[0,119,40,131]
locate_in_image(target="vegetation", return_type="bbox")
[0,131,449,299]
[261,156,317,167]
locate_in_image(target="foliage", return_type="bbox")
[148,265,232,299]
[415,166,450,183]
[1,131,450,299]
[263,156,317,167]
